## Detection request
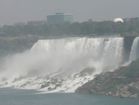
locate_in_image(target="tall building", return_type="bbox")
[47,13,73,24]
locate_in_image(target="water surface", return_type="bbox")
[0,88,139,105]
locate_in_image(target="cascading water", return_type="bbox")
[0,37,124,92]
[129,37,139,62]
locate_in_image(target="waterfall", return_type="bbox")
[129,37,139,62]
[30,37,124,74]
[0,37,124,91]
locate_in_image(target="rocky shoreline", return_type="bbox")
[76,60,139,98]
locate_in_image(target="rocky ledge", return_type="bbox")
[76,59,139,98]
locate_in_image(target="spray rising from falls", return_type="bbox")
[0,37,125,92]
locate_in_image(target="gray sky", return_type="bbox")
[0,0,138,25]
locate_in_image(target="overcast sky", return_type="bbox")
[0,0,138,25]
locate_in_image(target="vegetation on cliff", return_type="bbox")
[0,17,139,37]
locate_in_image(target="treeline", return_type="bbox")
[0,18,139,37]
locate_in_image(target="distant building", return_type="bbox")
[47,13,73,24]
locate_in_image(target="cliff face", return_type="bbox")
[76,59,139,98]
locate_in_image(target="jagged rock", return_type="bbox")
[76,59,139,98]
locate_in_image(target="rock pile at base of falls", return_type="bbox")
[76,59,139,98]
[0,67,95,93]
